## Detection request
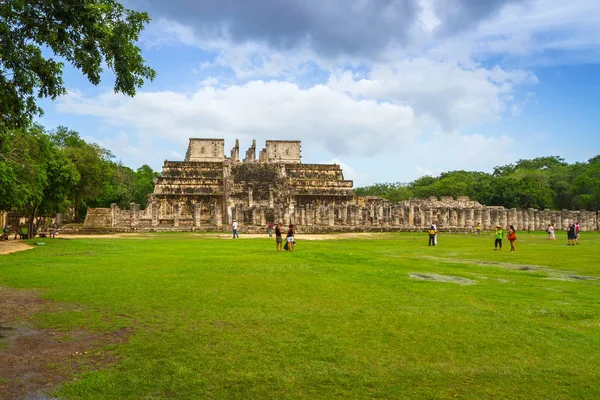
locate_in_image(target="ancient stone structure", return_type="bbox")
[84,138,599,233]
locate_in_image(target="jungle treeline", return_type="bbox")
[0,124,158,232]
[355,156,600,211]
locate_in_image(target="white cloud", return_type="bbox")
[57,81,416,158]
[327,59,535,131]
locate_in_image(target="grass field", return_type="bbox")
[1,231,599,399]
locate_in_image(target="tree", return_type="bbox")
[0,0,156,134]
[1,124,80,236]
[50,126,112,220]
[133,164,158,207]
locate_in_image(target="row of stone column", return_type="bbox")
[119,201,599,232]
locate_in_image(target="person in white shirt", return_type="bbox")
[232,220,239,238]
[548,224,555,240]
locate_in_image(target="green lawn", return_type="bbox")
[1,232,599,399]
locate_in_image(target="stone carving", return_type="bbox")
[84,138,599,233]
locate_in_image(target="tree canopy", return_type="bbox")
[356,156,600,211]
[0,0,155,134]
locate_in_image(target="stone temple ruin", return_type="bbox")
[84,138,598,233]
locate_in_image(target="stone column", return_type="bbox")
[328,205,335,226]
[173,203,180,227]
[305,204,312,225]
[236,203,244,225]
[408,203,415,225]
[192,203,200,227]
[111,203,118,228]
[516,209,523,231]
[450,208,458,228]
[351,205,358,226]
[529,210,536,231]
[283,205,290,226]
[457,208,465,228]
[500,209,508,229]
[152,202,159,227]
[439,207,448,228]
[482,208,491,230]
[465,208,474,229]
[248,187,253,208]
[289,204,295,225]
[130,203,140,228]
[474,208,482,228]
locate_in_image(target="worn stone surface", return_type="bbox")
[83,138,599,233]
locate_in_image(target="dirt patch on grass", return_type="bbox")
[0,240,33,255]
[0,287,131,400]
[420,256,598,282]
[410,273,476,285]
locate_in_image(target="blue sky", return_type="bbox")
[38,0,600,186]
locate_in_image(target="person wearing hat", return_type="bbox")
[494,225,503,250]
[232,220,239,239]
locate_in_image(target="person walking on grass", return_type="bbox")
[547,223,556,240]
[285,224,295,252]
[428,225,437,246]
[476,222,482,236]
[507,224,517,253]
[575,222,580,244]
[275,223,283,252]
[268,221,274,237]
[494,225,503,250]
[232,220,239,239]
[432,221,438,246]
[567,222,576,246]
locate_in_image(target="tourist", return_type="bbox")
[575,221,580,244]
[476,222,482,236]
[567,222,575,246]
[547,224,556,240]
[494,225,503,250]
[285,224,295,252]
[14,223,26,240]
[432,221,438,246]
[507,224,517,253]
[275,223,283,252]
[2,223,11,240]
[428,225,437,246]
[268,221,274,237]
[232,220,239,239]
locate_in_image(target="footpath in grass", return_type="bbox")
[0,231,599,399]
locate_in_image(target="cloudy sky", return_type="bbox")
[39,0,600,186]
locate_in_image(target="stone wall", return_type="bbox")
[83,138,600,233]
[262,140,301,163]
[185,138,225,162]
[85,197,598,233]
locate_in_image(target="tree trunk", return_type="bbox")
[74,198,80,222]
[26,205,38,239]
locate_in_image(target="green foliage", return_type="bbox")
[356,155,600,211]
[50,126,112,220]
[0,124,80,233]
[0,122,158,223]
[354,182,413,202]
[1,233,599,398]
[133,164,159,207]
[0,0,156,133]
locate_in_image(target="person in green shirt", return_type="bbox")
[494,225,503,250]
